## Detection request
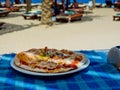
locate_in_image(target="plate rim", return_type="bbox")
[10,54,90,76]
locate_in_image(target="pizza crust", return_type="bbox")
[14,57,73,73]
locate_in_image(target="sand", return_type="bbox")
[0,7,120,54]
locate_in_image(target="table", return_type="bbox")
[0,50,120,90]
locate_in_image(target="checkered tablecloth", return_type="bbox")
[0,50,120,90]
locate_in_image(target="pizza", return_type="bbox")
[14,47,87,73]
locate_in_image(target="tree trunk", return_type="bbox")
[26,0,31,12]
[92,0,96,9]
[5,0,11,7]
[41,0,53,25]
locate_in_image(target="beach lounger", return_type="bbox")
[9,6,19,12]
[56,10,83,22]
[113,13,120,21]
[22,13,37,20]
[68,2,84,13]
[1,4,20,12]
[22,10,41,20]
[37,14,41,21]
[0,8,10,16]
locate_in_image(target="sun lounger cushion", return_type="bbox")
[0,8,10,16]
[29,10,41,15]
[22,10,41,20]
[56,10,83,22]
[64,11,75,15]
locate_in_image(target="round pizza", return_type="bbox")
[14,47,87,73]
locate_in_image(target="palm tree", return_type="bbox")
[41,0,53,25]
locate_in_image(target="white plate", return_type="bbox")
[10,54,90,76]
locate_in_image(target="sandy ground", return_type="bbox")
[0,7,120,54]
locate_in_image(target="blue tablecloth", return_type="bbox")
[0,50,120,90]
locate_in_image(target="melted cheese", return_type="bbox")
[64,58,73,64]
